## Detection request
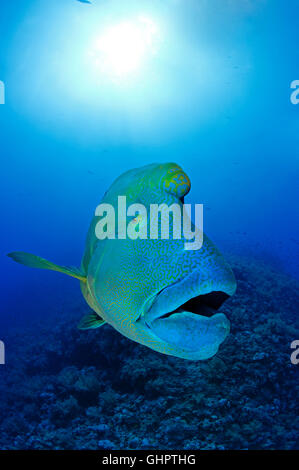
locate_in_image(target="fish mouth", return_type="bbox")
[158,291,230,320]
[146,290,231,359]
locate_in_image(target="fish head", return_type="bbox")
[86,163,236,360]
[102,162,191,204]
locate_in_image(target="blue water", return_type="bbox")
[0,0,298,450]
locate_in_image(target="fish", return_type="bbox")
[8,163,236,360]
[76,0,91,4]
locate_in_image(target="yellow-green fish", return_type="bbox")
[8,163,236,360]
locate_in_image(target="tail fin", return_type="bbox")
[7,252,86,282]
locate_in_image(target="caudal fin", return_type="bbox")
[7,251,86,282]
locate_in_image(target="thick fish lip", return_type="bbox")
[149,310,230,356]
[144,290,231,331]
[144,259,236,326]
[143,290,232,357]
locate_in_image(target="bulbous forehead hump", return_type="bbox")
[106,163,191,200]
[150,162,191,198]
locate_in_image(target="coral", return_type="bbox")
[0,256,298,450]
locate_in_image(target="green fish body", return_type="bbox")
[9,163,236,360]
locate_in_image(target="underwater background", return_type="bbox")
[0,0,298,450]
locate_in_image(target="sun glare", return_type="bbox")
[90,16,158,80]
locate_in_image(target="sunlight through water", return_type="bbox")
[89,16,159,80]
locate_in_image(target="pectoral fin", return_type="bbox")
[7,252,86,282]
[78,313,106,330]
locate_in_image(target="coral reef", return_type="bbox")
[0,256,298,449]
